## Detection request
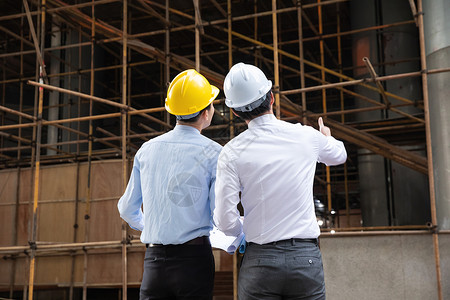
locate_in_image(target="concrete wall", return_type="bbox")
[321,234,449,300]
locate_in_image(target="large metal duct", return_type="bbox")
[423,0,450,230]
[60,28,107,153]
[381,1,430,226]
[61,28,92,153]
[351,0,430,226]
[351,0,389,226]
[47,16,61,156]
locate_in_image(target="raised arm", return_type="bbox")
[317,117,347,166]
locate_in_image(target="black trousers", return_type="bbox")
[140,243,215,300]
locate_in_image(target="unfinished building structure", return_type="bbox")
[0,0,449,299]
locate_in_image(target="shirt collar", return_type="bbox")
[173,124,201,134]
[248,113,277,129]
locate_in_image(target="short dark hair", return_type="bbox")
[178,103,212,123]
[232,91,272,121]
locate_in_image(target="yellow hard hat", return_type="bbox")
[165,69,220,116]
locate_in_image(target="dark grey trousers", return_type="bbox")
[140,244,215,300]
[238,239,326,300]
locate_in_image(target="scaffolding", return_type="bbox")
[0,0,447,299]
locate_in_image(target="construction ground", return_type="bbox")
[0,0,449,299]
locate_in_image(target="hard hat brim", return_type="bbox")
[225,79,272,109]
[165,84,220,116]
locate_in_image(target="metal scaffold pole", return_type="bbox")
[25,0,47,297]
[272,0,280,119]
[336,3,350,227]
[165,0,171,127]
[121,0,129,299]
[193,0,201,72]
[82,2,95,299]
[317,0,332,213]
[417,1,442,299]
[297,1,307,125]
[228,0,234,140]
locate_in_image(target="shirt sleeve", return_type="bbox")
[117,155,144,231]
[213,149,243,237]
[317,132,347,166]
[209,159,217,220]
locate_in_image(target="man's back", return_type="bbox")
[216,114,346,244]
[119,125,222,245]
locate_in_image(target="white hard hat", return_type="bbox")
[224,63,272,111]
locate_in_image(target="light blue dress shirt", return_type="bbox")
[118,125,222,245]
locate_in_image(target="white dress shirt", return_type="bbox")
[214,114,347,244]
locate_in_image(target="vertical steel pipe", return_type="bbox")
[82,2,95,299]
[28,0,46,298]
[69,161,80,300]
[336,3,350,226]
[297,1,307,125]
[28,67,44,300]
[419,0,444,298]
[121,1,129,300]
[10,11,26,297]
[194,0,200,71]
[317,0,332,212]
[253,0,258,67]
[228,0,234,139]
[272,0,280,119]
[165,0,171,127]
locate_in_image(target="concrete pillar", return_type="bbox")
[423,1,450,230]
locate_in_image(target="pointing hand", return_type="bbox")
[318,117,331,137]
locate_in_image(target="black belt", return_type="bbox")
[146,236,210,248]
[250,238,318,246]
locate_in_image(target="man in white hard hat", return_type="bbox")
[214,62,347,299]
[118,69,222,300]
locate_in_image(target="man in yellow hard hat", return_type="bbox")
[118,69,222,300]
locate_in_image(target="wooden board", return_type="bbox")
[0,256,27,289]
[0,205,15,246]
[0,169,18,246]
[91,161,123,199]
[127,250,145,283]
[38,201,77,243]
[0,257,12,286]
[88,161,123,242]
[35,255,73,285]
[86,251,124,284]
[36,164,77,243]
[0,169,18,205]
[0,160,236,289]
[18,168,32,245]
[39,164,78,202]
[88,200,122,242]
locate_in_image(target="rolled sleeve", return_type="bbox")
[317,133,347,166]
[213,149,243,237]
